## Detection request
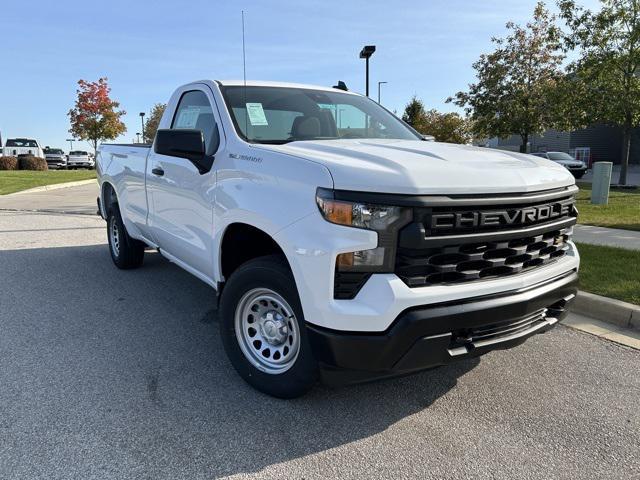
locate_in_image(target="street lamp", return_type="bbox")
[139,112,146,142]
[377,81,388,104]
[359,45,376,97]
[66,138,76,150]
[136,132,141,143]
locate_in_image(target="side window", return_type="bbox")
[172,90,220,156]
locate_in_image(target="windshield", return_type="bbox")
[7,139,38,147]
[46,149,64,155]
[220,86,420,144]
[70,151,88,156]
[547,152,575,162]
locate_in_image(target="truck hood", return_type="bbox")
[258,139,575,195]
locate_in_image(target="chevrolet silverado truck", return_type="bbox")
[4,138,44,158]
[97,80,579,398]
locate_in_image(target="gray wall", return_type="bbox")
[490,124,639,164]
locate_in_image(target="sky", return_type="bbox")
[0,0,601,151]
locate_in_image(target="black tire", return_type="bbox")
[106,205,145,269]
[219,255,318,398]
[573,172,585,179]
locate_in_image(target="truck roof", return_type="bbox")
[215,79,358,95]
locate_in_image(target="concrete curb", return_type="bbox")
[4,179,97,196]
[571,290,640,330]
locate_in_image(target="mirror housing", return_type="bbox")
[154,129,211,173]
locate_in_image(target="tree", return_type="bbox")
[421,109,474,144]
[144,103,166,143]
[68,78,126,157]
[449,2,565,152]
[401,96,473,144]
[558,0,640,185]
[402,96,427,129]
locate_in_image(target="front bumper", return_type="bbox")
[46,161,66,168]
[307,271,578,385]
[275,210,580,332]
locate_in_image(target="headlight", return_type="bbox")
[316,195,403,230]
[316,188,410,272]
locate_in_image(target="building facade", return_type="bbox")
[488,124,640,166]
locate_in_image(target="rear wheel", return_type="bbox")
[219,255,318,398]
[106,205,145,269]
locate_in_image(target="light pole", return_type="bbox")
[359,45,376,97]
[377,81,387,104]
[337,108,346,129]
[139,112,145,142]
[66,138,75,151]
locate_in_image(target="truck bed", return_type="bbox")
[98,144,152,229]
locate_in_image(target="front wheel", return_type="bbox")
[106,205,145,269]
[219,255,318,398]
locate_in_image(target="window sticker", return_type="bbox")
[246,103,268,126]
[176,107,201,128]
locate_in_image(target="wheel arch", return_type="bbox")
[218,222,292,285]
[101,181,118,215]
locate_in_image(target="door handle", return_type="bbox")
[152,167,165,176]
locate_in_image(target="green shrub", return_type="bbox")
[18,156,48,171]
[0,156,18,170]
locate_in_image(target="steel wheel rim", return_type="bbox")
[109,216,120,257]
[234,288,301,374]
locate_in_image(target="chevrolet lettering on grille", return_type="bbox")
[430,198,575,231]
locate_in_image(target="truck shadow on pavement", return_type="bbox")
[0,244,479,479]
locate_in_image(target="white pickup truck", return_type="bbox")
[4,138,44,158]
[97,80,579,398]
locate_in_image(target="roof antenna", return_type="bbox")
[242,10,248,137]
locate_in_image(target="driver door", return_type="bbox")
[146,88,221,280]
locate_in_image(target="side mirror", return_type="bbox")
[154,129,210,172]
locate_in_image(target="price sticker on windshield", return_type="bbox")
[246,103,268,126]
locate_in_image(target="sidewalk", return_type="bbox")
[0,182,99,216]
[573,224,640,250]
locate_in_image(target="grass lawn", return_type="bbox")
[0,170,96,195]
[576,242,640,305]
[576,183,640,231]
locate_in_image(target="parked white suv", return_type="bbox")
[97,80,579,398]
[44,148,68,169]
[67,151,94,169]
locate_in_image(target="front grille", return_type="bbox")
[396,227,572,287]
[395,188,577,288]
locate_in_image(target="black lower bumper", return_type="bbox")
[307,271,578,385]
[569,168,587,177]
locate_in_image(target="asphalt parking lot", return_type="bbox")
[0,185,639,480]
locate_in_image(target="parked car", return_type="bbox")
[67,151,94,169]
[44,148,67,169]
[531,152,587,179]
[3,138,44,158]
[97,80,579,398]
